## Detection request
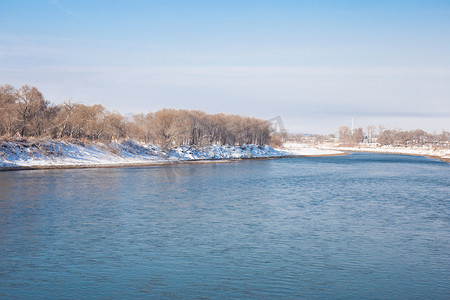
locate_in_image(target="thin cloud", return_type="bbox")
[46,0,83,20]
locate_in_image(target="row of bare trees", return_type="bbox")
[286,126,364,145]
[377,129,449,147]
[0,85,127,142]
[338,126,365,145]
[129,109,272,148]
[337,126,449,147]
[0,84,273,147]
[283,126,449,148]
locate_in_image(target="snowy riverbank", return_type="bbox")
[317,143,450,162]
[0,139,283,170]
[280,142,346,156]
[0,139,349,170]
[3,139,446,171]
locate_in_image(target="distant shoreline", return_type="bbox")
[319,146,450,163]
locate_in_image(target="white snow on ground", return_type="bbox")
[0,140,290,169]
[279,142,344,156]
[317,143,450,161]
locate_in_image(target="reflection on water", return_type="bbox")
[0,153,449,298]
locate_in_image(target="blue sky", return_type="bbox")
[1,0,449,133]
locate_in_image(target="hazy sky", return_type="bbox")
[1,0,449,134]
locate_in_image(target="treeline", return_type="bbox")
[342,126,450,147]
[337,126,365,145]
[0,84,273,147]
[377,129,449,147]
[285,126,450,147]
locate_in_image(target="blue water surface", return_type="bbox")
[0,153,449,299]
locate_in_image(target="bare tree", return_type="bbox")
[378,129,395,145]
[14,85,50,137]
[0,84,18,136]
[54,100,75,139]
[104,111,127,142]
[352,128,364,144]
[338,126,352,145]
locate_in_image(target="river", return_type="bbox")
[0,153,449,299]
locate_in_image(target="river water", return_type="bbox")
[0,153,449,299]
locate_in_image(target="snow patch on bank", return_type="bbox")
[317,143,450,161]
[170,144,285,160]
[280,142,344,156]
